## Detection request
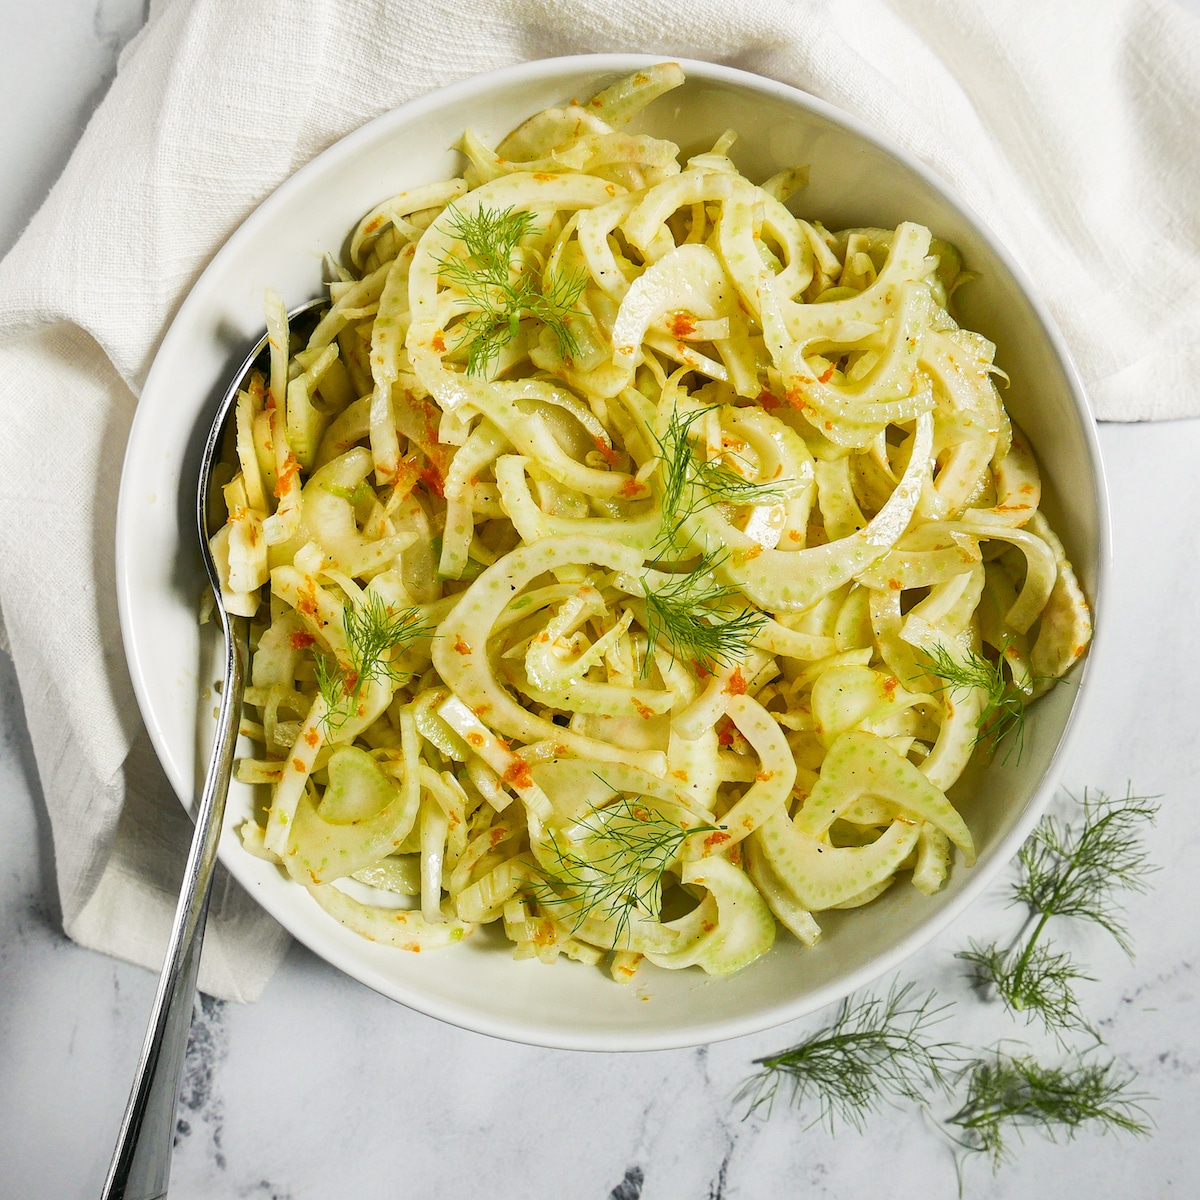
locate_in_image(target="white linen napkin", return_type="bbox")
[1,0,1196,1002]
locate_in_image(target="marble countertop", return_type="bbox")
[2,5,1198,1199]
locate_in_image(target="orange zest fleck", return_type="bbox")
[593,435,620,467]
[289,630,316,650]
[453,635,472,656]
[420,464,445,498]
[297,582,319,618]
[725,667,747,696]
[502,759,534,790]
[668,311,697,338]
[274,453,300,499]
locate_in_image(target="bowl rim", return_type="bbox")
[116,51,1111,1051]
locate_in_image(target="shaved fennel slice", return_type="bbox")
[308,883,473,950]
[704,696,795,848]
[754,813,921,913]
[643,857,776,976]
[690,410,933,613]
[1027,511,1092,685]
[793,729,974,863]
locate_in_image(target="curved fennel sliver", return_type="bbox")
[793,729,975,864]
[642,857,776,975]
[692,409,933,613]
[754,814,921,913]
[287,748,421,886]
[308,882,473,950]
[431,534,665,773]
[702,696,795,848]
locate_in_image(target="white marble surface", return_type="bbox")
[2,4,1199,1199]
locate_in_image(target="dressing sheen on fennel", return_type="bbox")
[210,62,1091,984]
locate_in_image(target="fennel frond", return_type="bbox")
[530,790,719,949]
[641,552,769,674]
[651,405,801,554]
[920,641,1045,762]
[316,593,434,727]
[738,983,960,1132]
[948,1051,1152,1169]
[958,787,1159,1041]
[438,204,586,378]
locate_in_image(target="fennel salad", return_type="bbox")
[207,62,1091,983]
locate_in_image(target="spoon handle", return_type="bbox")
[102,614,249,1200]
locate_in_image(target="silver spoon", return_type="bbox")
[102,298,325,1200]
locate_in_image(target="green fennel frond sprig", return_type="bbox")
[920,641,1049,764]
[958,941,1096,1043]
[641,551,770,675]
[437,204,586,378]
[958,787,1159,1041]
[947,1050,1152,1170]
[738,984,961,1133]
[637,404,796,674]
[1014,787,1160,951]
[315,593,435,730]
[650,405,801,556]
[529,789,720,950]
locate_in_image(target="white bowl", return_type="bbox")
[116,54,1109,1051]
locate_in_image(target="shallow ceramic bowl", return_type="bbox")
[116,54,1108,1051]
